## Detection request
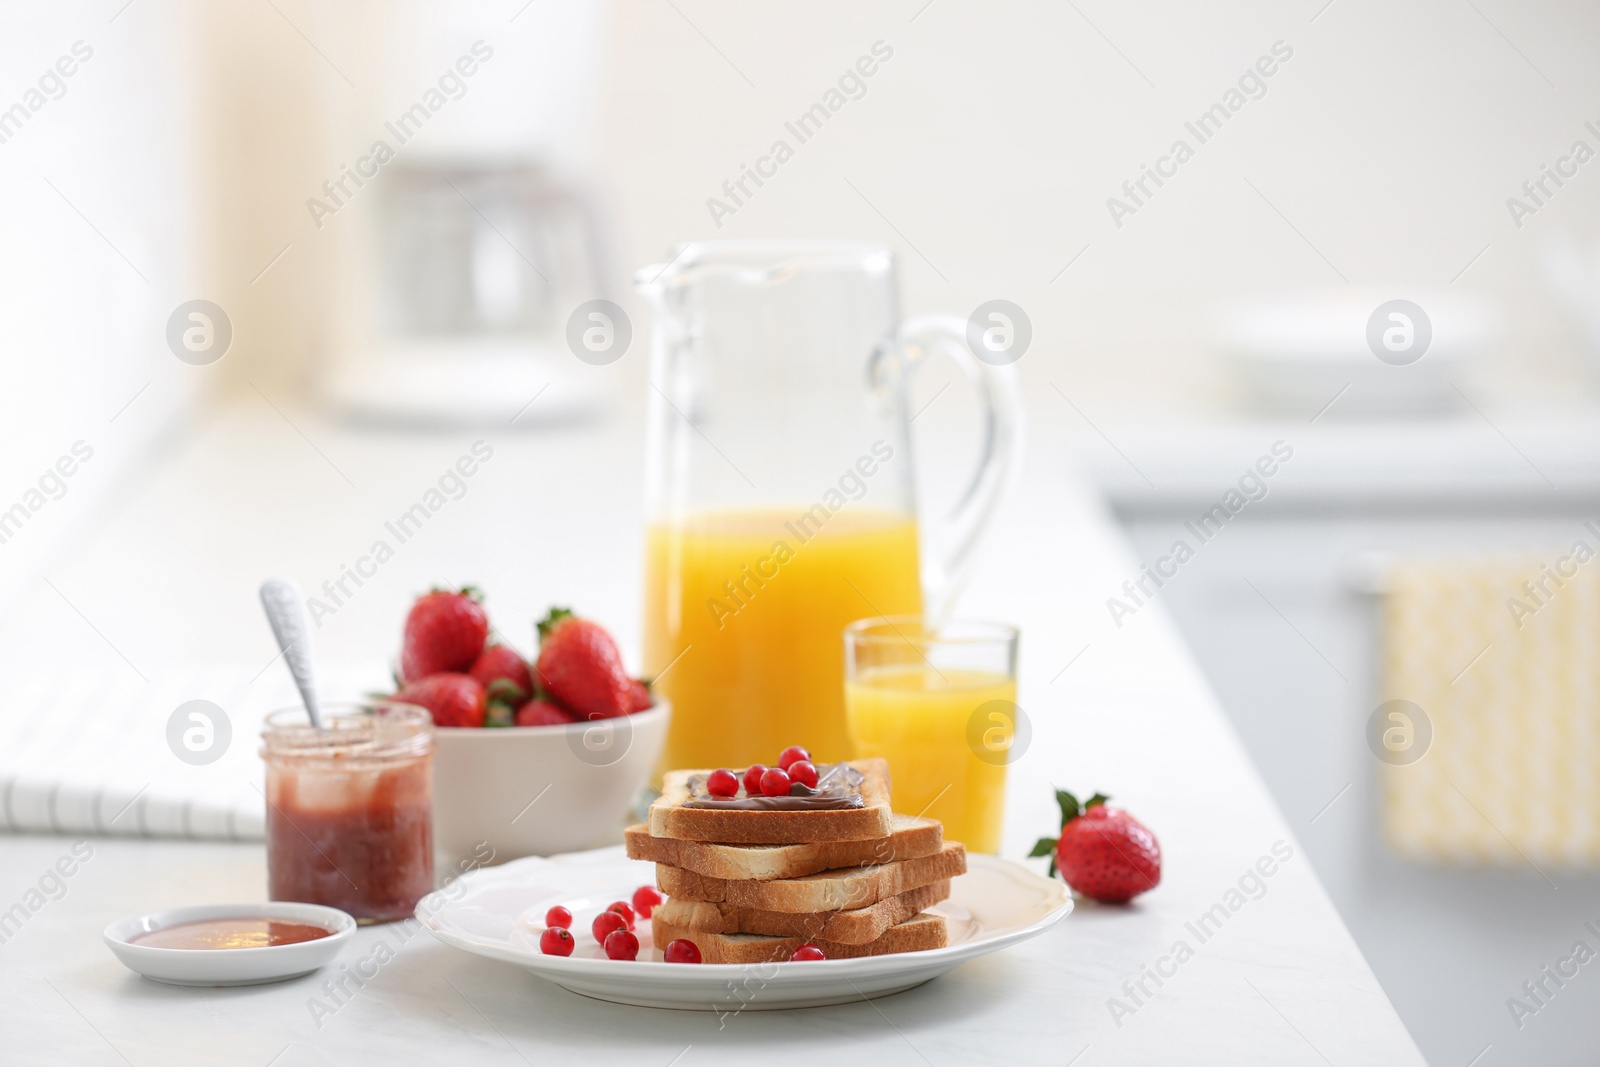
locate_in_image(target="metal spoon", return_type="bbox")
[259,578,323,730]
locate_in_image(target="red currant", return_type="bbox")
[632,885,664,919]
[760,767,792,796]
[790,944,826,961]
[663,938,702,964]
[592,910,627,943]
[539,927,575,956]
[607,901,636,929]
[604,928,640,961]
[787,759,819,789]
[707,768,739,797]
[742,764,768,794]
[777,746,811,771]
[544,905,572,929]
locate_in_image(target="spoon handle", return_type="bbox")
[259,578,322,730]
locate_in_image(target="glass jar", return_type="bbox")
[260,701,434,924]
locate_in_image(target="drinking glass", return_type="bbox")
[844,617,1020,853]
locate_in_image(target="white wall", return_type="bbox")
[0,2,199,610]
[589,0,1600,415]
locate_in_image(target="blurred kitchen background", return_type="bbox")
[6,1,1600,1063]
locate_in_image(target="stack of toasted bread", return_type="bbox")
[626,757,966,963]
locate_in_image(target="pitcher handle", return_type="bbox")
[896,314,1025,621]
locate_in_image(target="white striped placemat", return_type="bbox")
[0,663,390,841]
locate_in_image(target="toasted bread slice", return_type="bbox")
[647,758,894,845]
[624,814,943,881]
[658,842,966,913]
[650,879,950,945]
[651,911,947,964]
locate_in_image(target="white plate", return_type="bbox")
[415,846,1071,1010]
[104,903,356,987]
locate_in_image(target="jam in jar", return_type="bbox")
[261,702,434,924]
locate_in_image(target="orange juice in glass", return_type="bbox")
[844,618,1020,853]
[636,241,1023,776]
[644,507,921,772]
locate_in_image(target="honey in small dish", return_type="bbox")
[131,918,334,950]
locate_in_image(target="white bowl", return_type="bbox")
[1213,287,1497,418]
[431,701,669,869]
[104,902,355,986]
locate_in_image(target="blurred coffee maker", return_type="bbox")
[315,0,611,425]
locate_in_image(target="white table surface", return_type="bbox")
[0,402,1425,1066]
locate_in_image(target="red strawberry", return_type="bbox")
[470,644,533,702]
[1031,790,1160,904]
[401,589,489,683]
[534,608,634,720]
[627,679,653,713]
[514,699,577,727]
[395,673,486,729]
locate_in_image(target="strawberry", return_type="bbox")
[394,673,486,729]
[514,699,577,727]
[400,588,489,683]
[1031,790,1160,904]
[534,608,635,720]
[470,645,533,728]
[627,678,653,713]
[470,644,533,702]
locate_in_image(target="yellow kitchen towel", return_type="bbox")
[1380,549,1600,867]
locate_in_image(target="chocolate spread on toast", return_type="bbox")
[682,762,866,811]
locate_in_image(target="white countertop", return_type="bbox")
[0,403,1424,1066]
[1077,415,1600,515]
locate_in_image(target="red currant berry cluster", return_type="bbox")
[708,746,820,800]
[536,884,702,963]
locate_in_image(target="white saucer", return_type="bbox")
[415,845,1071,1010]
[104,902,356,986]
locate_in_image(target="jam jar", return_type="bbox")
[261,702,434,924]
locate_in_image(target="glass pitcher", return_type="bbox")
[637,240,1022,773]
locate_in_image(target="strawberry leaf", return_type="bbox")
[486,678,527,705]
[1055,789,1082,828]
[1085,792,1111,809]
[1028,837,1059,878]
[537,606,574,642]
[426,585,483,603]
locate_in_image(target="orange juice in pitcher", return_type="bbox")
[645,506,921,772]
[637,241,1022,775]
